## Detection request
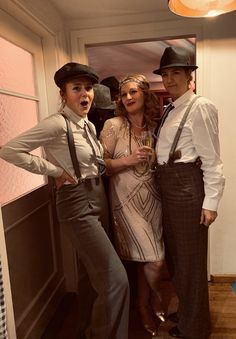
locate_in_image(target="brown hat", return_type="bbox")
[94,84,116,110]
[54,62,99,87]
[153,46,198,75]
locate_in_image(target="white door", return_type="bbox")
[0,9,65,339]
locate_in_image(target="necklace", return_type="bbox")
[126,120,151,177]
[129,120,146,129]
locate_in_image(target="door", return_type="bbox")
[0,9,65,339]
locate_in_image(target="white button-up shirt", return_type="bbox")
[156,89,225,211]
[0,106,103,182]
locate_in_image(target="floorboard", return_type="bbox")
[41,282,236,338]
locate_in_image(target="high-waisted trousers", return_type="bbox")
[56,178,130,339]
[156,163,211,339]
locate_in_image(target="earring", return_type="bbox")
[62,98,66,108]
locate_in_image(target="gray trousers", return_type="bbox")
[156,163,211,339]
[56,178,130,339]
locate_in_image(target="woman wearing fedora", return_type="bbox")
[153,47,225,338]
[0,62,130,339]
[100,74,166,337]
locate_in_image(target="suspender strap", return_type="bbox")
[61,114,82,179]
[168,95,200,164]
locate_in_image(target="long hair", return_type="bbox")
[116,74,161,129]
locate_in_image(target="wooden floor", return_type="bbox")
[41,282,236,339]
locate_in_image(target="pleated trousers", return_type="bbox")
[156,163,211,339]
[56,178,130,339]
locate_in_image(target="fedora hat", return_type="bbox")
[54,62,99,87]
[153,46,198,75]
[100,76,119,91]
[94,84,116,110]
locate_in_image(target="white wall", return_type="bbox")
[201,12,236,275]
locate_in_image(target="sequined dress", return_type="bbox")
[100,116,164,262]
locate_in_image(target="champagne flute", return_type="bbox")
[140,131,154,171]
[140,130,153,148]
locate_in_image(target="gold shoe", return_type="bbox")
[138,306,158,337]
[143,324,158,337]
[154,310,166,323]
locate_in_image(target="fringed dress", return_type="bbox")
[100,116,164,262]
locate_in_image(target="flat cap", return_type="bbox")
[54,62,99,87]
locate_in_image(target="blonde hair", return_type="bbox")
[116,74,160,128]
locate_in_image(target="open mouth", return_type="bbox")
[80,100,89,107]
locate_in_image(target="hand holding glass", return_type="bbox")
[140,131,154,171]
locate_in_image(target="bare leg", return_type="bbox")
[137,263,158,337]
[144,260,167,321]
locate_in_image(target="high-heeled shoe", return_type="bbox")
[138,305,158,337]
[154,310,166,323]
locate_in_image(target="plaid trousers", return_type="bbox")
[156,162,211,339]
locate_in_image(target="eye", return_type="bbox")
[130,89,138,95]
[85,85,93,91]
[72,86,82,91]
[121,92,127,98]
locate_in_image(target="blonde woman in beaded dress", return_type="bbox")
[100,74,165,337]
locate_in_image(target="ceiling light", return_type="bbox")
[168,0,236,17]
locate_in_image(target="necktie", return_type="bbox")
[155,104,174,141]
[83,121,106,175]
[83,121,100,157]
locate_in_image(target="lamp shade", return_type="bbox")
[168,0,236,17]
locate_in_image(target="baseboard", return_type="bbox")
[210,274,236,283]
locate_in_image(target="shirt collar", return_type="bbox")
[172,89,195,109]
[62,105,88,128]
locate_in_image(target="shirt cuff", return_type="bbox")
[202,197,219,211]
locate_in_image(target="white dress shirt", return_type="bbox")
[156,89,225,211]
[0,106,103,183]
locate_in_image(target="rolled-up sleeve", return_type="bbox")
[0,116,64,178]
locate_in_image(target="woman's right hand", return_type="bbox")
[55,170,77,189]
[126,146,152,166]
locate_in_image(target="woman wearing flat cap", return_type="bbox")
[0,62,129,339]
[153,47,225,339]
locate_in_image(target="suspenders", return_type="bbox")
[155,95,200,165]
[61,114,106,180]
[62,114,82,180]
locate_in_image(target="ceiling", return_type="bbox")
[49,0,196,89]
[86,38,196,89]
[49,0,169,20]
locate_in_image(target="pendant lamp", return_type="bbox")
[168,0,236,17]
